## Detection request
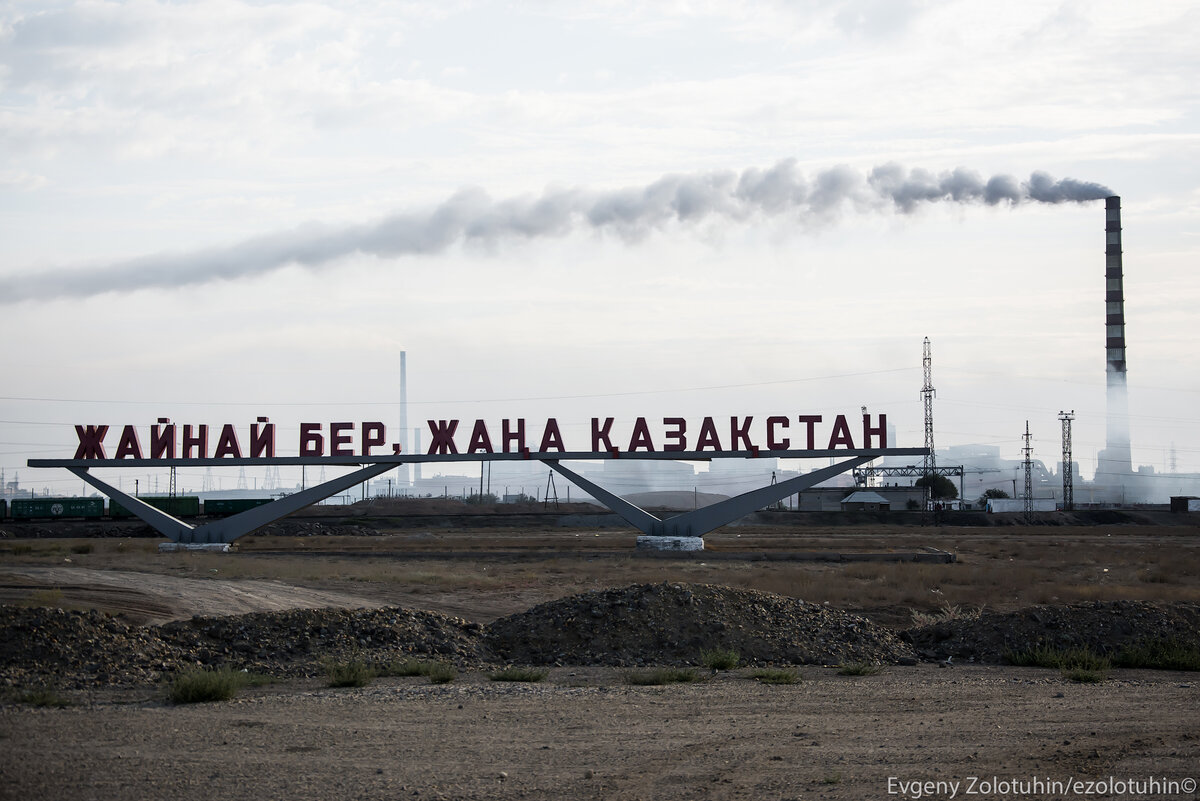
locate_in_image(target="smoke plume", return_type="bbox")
[2,161,1111,303]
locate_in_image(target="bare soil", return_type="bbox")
[2,667,1196,801]
[1,520,1198,800]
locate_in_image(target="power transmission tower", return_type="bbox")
[1059,410,1075,511]
[1022,421,1034,523]
[237,467,248,491]
[202,467,214,493]
[920,337,937,517]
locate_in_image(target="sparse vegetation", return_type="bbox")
[488,666,549,682]
[167,667,250,704]
[70,544,93,555]
[1004,645,1110,673]
[700,648,740,671]
[324,659,375,688]
[1063,668,1106,683]
[910,601,985,627]
[372,658,457,682]
[751,668,799,685]
[1114,638,1200,671]
[625,667,700,686]
[838,662,883,676]
[422,661,457,684]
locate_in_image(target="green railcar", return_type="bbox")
[202,498,273,516]
[10,497,105,519]
[109,496,201,518]
[0,499,7,519]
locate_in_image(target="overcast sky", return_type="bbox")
[2,0,1198,496]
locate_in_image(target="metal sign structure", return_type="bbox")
[30,413,926,545]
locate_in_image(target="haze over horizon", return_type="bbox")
[2,1,1198,498]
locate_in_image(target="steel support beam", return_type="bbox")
[542,461,661,533]
[69,463,396,544]
[543,454,875,538]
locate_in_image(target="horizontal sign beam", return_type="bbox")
[30,447,927,469]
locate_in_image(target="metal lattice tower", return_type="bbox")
[1022,421,1034,523]
[1059,410,1075,511]
[920,337,937,510]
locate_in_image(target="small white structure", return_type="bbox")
[840,490,892,511]
[636,535,704,551]
[159,542,231,553]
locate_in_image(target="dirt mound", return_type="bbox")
[158,606,484,673]
[486,582,915,667]
[902,600,1200,664]
[0,604,484,689]
[0,606,180,688]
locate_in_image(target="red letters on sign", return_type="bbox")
[696,417,722,451]
[115,425,143,459]
[362,422,386,455]
[663,417,686,452]
[251,417,275,458]
[427,420,459,454]
[213,424,242,458]
[538,419,565,452]
[628,417,654,452]
[502,419,525,453]
[330,422,354,456]
[151,418,175,459]
[591,418,615,452]
[64,412,895,461]
[766,416,790,450]
[300,423,324,456]
[827,414,855,449]
[467,420,494,454]
[73,425,109,459]
[797,415,822,450]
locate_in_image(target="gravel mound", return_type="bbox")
[8,590,1199,689]
[158,607,485,673]
[902,600,1200,664]
[0,607,180,688]
[0,605,484,689]
[486,582,914,667]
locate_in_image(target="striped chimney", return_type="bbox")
[1102,196,1132,475]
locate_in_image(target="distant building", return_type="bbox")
[840,490,892,512]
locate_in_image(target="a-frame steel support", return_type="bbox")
[69,463,395,544]
[544,454,875,538]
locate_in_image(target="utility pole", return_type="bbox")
[1059,410,1075,511]
[1023,421,1034,524]
[920,337,937,518]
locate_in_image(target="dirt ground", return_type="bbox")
[1,521,1199,800]
[2,666,1197,801]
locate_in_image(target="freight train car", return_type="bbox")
[202,498,273,516]
[10,497,105,519]
[109,496,201,518]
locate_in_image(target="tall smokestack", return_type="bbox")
[1100,196,1132,477]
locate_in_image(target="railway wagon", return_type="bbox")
[10,497,106,520]
[202,498,273,516]
[0,499,6,519]
[109,496,201,518]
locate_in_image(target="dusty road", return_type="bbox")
[2,665,1197,801]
